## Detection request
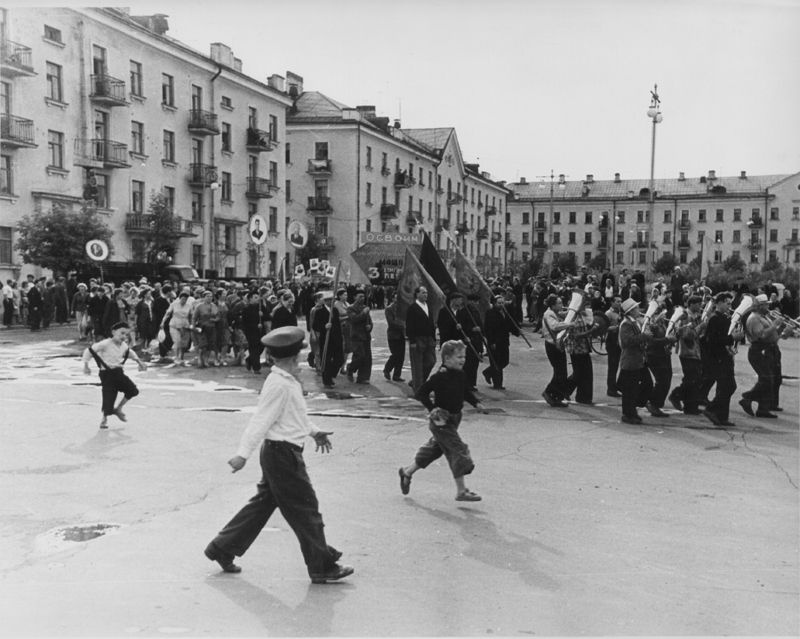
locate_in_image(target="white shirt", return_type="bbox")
[415,300,429,316]
[235,366,320,457]
[83,338,130,369]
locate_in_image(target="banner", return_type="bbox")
[452,244,493,319]
[395,247,446,327]
[419,231,457,297]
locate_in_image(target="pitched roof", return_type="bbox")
[289,91,353,120]
[402,128,455,154]
[508,173,792,201]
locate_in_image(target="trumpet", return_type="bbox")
[767,309,800,330]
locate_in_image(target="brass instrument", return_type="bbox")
[665,306,685,338]
[555,291,585,347]
[641,299,660,332]
[767,309,800,330]
[700,298,715,322]
[728,294,754,336]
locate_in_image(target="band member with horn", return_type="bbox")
[618,298,653,424]
[604,296,623,398]
[541,294,572,407]
[644,304,676,418]
[697,295,717,404]
[740,294,785,418]
[482,295,520,390]
[702,293,742,426]
[562,294,595,405]
[668,296,705,415]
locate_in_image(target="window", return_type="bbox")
[44,25,62,43]
[522,232,529,245]
[584,211,592,224]
[584,232,592,244]
[163,186,175,213]
[220,95,232,109]
[46,62,62,101]
[269,161,278,186]
[0,226,12,263]
[769,249,777,262]
[161,73,174,106]
[568,211,576,224]
[663,230,671,244]
[616,251,624,265]
[714,250,722,263]
[0,155,12,194]
[638,251,647,265]
[553,211,561,224]
[269,206,278,233]
[568,232,576,245]
[131,180,145,213]
[47,130,64,168]
[663,210,672,224]
[584,252,592,264]
[715,208,724,222]
[315,142,329,160]
[131,121,144,154]
[698,209,707,223]
[366,182,372,205]
[419,167,424,186]
[733,208,742,221]
[162,130,175,162]
[522,212,529,225]
[795,249,800,264]
[732,230,741,243]
[770,207,779,221]
[715,230,723,243]
[428,171,433,190]
[752,208,760,217]
[191,85,202,110]
[553,232,560,245]
[616,231,624,244]
[191,192,203,222]
[94,173,108,208]
[224,225,236,251]
[769,229,778,242]
[221,122,231,152]
[285,142,291,164]
[248,107,257,128]
[697,231,705,244]
[680,252,687,264]
[129,60,143,97]
[285,180,291,202]
[221,172,232,201]
[268,114,278,141]
[365,146,372,168]
[617,211,625,224]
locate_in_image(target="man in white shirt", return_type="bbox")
[204,326,354,584]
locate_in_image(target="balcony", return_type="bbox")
[746,241,763,250]
[455,222,471,235]
[630,240,655,249]
[598,218,609,230]
[747,217,763,229]
[436,219,451,232]
[477,228,489,240]
[406,213,421,226]
[188,163,218,187]
[246,127,278,152]
[485,205,497,216]
[532,241,548,249]
[394,170,415,188]
[446,192,463,206]
[0,114,36,148]
[125,213,196,237]
[491,231,502,243]
[677,240,691,250]
[505,240,516,250]
[1,38,35,77]
[307,158,332,175]
[317,236,336,250]
[785,238,800,247]
[89,73,128,107]
[534,220,547,230]
[86,139,131,168]
[677,219,691,231]
[380,165,391,177]
[380,203,398,220]
[187,109,219,135]
[307,196,332,213]
[245,177,277,199]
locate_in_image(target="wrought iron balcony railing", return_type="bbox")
[188,109,220,135]
[246,127,277,151]
[245,177,276,198]
[380,203,398,219]
[0,114,36,147]
[1,38,35,77]
[307,196,332,212]
[188,163,218,186]
[90,73,127,106]
[307,158,332,174]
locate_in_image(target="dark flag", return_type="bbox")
[395,247,446,325]
[452,244,493,319]
[420,231,457,297]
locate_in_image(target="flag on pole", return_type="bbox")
[699,233,713,281]
[420,231,457,297]
[451,243,493,319]
[395,247,446,325]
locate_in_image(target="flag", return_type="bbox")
[451,244,493,319]
[420,231,457,297]
[699,233,713,281]
[403,247,446,324]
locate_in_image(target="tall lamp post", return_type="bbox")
[646,84,663,276]
[536,170,566,277]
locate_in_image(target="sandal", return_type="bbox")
[455,490,482,502]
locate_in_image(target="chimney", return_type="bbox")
[614,172,621,183]
[708,169,716,180]
[130,13,169,35]
[519,177,527,185]
[393,118,401,129]
[209,43,234,67]
[585,174,594,183]
[286,71,304,98]
[740,170,747,179]
[233,57,242,73]
[267,74,285,92]
[678,172,685,181]
[356,105,376,119]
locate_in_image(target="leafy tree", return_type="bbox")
[141,191,180,264]
[295,231,323,266]
[653,253,679,275]
[721,254,747,273]
[556,253,577,275]
[15,202,113,276]
[587,253,608,271]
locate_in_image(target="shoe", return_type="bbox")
[398,467,411,495]
[646,402,668,417]
[739,399,754,416]
[99,418,108,429]
[356,380,370,385]
[755,411,777,418]
[455,490,482,502]
[668,394,683,412]
[204,542,241,574]
[493,385,506,390]
[383,370,391,381]
[606,391,622,398]
[576,400,594,406]
[542,391,558,407]
[113,409,127,422]
[683,409,702,415]
[392,377,405,382]
[621,414,642,424]
[482,370,492,385]
[773,407,784,412]
[702,409,722,426]
[720,420,736,426]
[310,563,354,584]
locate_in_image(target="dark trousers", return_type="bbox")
[384,337,406,379]
[647,357,672,408]
[414,410,474,478]
[409,336,436,392]
[210,440,339,576]
[98,368,139,416]
[606,335,621,394]
[565,352,593,403]
[742,344,776,411]
[771,344,782,410]
[29,308,41,330]
[483,344,509,389]
[671,357,702,412]
[544,341,569,401]
[706,356,736,422]
[2,299,13,326]
[618,367,653,418]
[245,330,263,372]
[347,339,372,382]
[464,343,480,388]
[699,344,715,402]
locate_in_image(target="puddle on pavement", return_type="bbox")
[35,522,123,555]
[59,523,121,542]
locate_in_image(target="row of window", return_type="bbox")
[519,249,800,267]
[518,228,800,246]
[521,206,799,225]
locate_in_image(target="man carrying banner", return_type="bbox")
[406,285,437,392]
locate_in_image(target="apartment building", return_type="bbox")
[506,170,800,274]
[286,89,509,282]
[0,7,292,282]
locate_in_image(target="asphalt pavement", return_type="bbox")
[0,318,797,637]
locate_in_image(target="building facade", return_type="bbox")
[0,7,292,282]
[286,91,509,283]
[506,170,800,275]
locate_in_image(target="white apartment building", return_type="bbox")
[0,7,292,282]
[286,89,509,282]
[506,170,800,274]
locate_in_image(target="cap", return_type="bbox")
[260,326,307,358]
[138,277,148,284]
[754,294,769,304]
[317,289,334,300]
[621,299,639,315]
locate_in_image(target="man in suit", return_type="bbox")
[405,286,437,392]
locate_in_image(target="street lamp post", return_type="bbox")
[536,169,566,277]
[646,84,663,277]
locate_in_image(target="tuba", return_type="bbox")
[555,290,585,347]
[665,306,685,338]
[728,294,754,336]
[700,298,715,322]
[641,299,660,332]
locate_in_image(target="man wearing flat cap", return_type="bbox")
[740,294,786,418]
[205,326,353,584]
[617,298,653,424]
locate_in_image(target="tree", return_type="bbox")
[587,253,608,272]
[721,254,747,273]
[141,191,180,264]
[653,253,679,275]
[15,202,114,276]
[295,231,323,266]
[556,253,577,275]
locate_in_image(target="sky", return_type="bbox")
[92,0,800,184]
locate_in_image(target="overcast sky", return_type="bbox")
[124,0,798,184]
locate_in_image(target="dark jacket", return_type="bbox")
[405,302,435,343]
[384,302,406,341]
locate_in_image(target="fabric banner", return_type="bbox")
[395,247,446,326]
[420,231,457,297]
[451,244,493,319]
